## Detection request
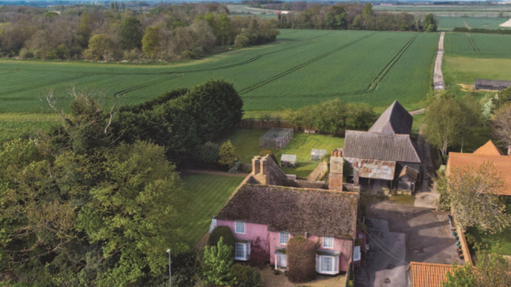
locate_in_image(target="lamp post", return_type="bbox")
[166,249,172,287]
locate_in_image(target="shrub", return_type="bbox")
[259,150,278,166]
[287,236,319,283]
[218,140,239,168]
[194,142,220,165]
[230,264,262,287]
[234,33,250,47]
[208,226,235,251]
[248,237,269,268]
[19,48,34,59]
[203,237,236,286]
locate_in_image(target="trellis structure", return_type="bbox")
[259,128,293,149]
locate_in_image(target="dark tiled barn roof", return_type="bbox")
[216,184,359,239]
[475,79,511,88]
[343,131,421,163]
[369,100,413,135]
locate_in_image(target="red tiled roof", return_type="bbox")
[410,262,453,287]
[447,151,511,196]
[473,140,503,156]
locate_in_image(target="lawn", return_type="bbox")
[465,203,511,256]
[444,56,511,86]
[217,129,344,178]
[180,173,244,246]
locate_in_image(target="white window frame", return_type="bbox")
[322,237,334,249]
[235,221,245,234]
[354,246,361,261]
[279,232,290,245]
[316,255,339,275]
[235,242,250,261]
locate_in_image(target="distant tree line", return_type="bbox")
[0,3,279,61]
[452,27,511,35]
[277,3,438,32]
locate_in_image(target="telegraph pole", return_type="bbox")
[166,249,172,287]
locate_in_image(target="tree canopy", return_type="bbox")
[0,90,186,285]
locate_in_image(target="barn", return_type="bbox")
[473,79,511,91]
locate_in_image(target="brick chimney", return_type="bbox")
[329,149,344,191]
[252,155,270,185]
[508,145,511,156]
[252,156,261,174]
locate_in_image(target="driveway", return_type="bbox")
[356,198,463,287]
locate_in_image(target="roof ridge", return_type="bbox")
[410,262,453,267]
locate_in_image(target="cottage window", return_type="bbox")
[279,232,290,245]
[235,221,245,234]
[316,255,339,275]
[322,237,334,249]
[235,242,249,261]
[354,246,361,261]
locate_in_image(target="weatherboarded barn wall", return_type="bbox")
[344,157,396,181]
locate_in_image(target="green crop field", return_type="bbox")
[443,32,511,86]
[0,29,439,140]
[217,129,343,178]
[180,173,244,245]
[438,17,510,31]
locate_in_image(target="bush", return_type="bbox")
[194,142,220,165]
[218,140,239,168]
[248,237,269,268]
[234,33,250,47]
[203,237,236,286]
[19,48,34,59]
[287,237,318,283]
[230,264,262,287]
[259,150,278,166]
[208,226,235,251]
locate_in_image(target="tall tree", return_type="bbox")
[142,26,161,57]
[424,95,480,157]
[120,17,143,50]
[491,103,511,148]
[423,13,438,32]
[363,3,373,17]
[446,162,511,233]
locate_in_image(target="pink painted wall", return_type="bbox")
[216,219,356,272]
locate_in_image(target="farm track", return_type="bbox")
[113,74,183,97]
[238,33,376,95]
[466,33,480,53]
[243,34,419,99]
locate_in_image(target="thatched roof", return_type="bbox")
[216,184,359,239]
[369,100,413,135]
[343,131,421,163]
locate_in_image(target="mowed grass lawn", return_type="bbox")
[217,129,344,178]
[466,204,511,255]
[180,174,244,245]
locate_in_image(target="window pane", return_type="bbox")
[320,256,332,272]
[323,237,333,248]
[235,221,245,233]
[235,243,244,259]
[280,232,289,244]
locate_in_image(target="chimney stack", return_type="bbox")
[508,145,511,156]
[252,156,261,174]
[329,149,344,191]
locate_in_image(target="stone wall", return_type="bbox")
[308,161,328,181]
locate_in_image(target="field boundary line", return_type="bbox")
[465,33,480,53]
[238,33,376,95]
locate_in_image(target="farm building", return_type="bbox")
[447,140,511,201]
[335,100,421,192]
[408,262,454,287]
[310,149,327,161]
[397,166,419,192]
[281,154,297,167]
[473,79,511,91]
[259,128,293,149]
[209,155,365,276]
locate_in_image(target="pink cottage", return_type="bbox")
[210,154,365,275]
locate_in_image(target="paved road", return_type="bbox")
[433,32,445,91]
